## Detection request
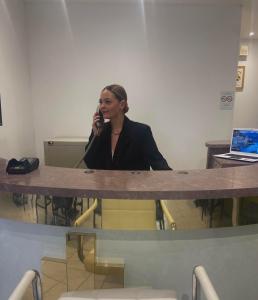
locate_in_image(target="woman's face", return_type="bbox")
[99,89,125,120]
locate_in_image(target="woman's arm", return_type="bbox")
[142,126,172,170]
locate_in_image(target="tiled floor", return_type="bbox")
[42,258,67,300]
[41,233,123,300]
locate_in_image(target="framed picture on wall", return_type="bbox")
[0,95,2,126]
[236,66,245,91]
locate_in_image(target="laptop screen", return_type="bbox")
[231,129,258,156]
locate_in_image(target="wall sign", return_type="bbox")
[220,91,234,110]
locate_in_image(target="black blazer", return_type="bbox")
[84,116,171,171]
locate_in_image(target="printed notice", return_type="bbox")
[220,91,234,110]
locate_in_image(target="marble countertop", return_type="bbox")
[1,158,258,199]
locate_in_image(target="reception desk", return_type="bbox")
[1,158,258,200]
[2,157,258,299]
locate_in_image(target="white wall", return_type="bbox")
[26,0,241,169]
[0,0,35,159]
[233,39,258,128]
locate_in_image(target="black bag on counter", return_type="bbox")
[6,157,39,174]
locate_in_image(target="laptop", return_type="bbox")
[214,128,258,163]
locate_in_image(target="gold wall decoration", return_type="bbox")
[236,66,245,91]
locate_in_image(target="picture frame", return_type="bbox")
[236,66,245,91]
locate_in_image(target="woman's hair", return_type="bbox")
[103,84,129,113]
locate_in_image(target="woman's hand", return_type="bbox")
[92,112,103,136]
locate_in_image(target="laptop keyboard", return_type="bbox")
[214,153,258,162]
[228,154,258,159]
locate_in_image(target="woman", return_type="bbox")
[84,84,171,171]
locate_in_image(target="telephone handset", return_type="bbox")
[96,106,104,129]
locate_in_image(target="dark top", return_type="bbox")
[84,116,171,170]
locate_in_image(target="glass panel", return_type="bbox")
[0,192,95,228]
[1,192,258,229]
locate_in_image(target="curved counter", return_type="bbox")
[1,157,258,300]
[1,158,258,199]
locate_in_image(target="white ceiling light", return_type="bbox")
[249,31,255,36]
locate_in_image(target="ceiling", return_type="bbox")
[23,0,258,39]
